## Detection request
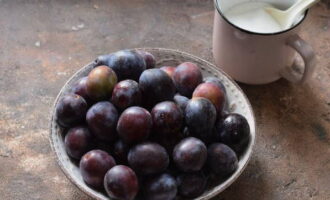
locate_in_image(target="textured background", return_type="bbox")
[0,0,329,199]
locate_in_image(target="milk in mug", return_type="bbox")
[223,2,301,34]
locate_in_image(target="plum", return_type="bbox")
[64,126,92,159]
[137,50,156,69]
[111,80,141,111]
[173,62,202,97]
[203,76,226,95]
[173,93,189,114]
[117,106,152,144]
[79,150,116,188]
[151,101,183,137]
[104,165,139,200]
[56,94,87,128]
[173,137,207,172]
[71,76,92,105]
[160,66,176,80]
[128,142,169,175]
[86,65,117,101]
[106,50,146,81]
[207,143,238,176]
[185,97,216,143]
[113,140,130,164]
[86,101,118,142]
[143,173,177,200]
[177,172,207,198]
[216,113,250,154]
[192,82,225,113]
[94,54,111,67]
[139,69,176,108]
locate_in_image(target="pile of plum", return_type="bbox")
[55,50,250,200]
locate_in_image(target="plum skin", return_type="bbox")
[137,50,156,69]
[106,50,146,81]
[173,62,203,97]
[143,173,177,200]
[56,94,88,128]
[173,137,207,172]
[173,93,189,113]
[111,79,141,111]
[193,82,225,113]
[128,142,169,175]
[151,101,183,137]
[71,76,93,105]
[86,65,118,101]
[139,69,176,108]
[160,66,176,79]
[64,126,92,159]
[185,97,217,143]
[117,106,152,144]
[203,76,226,95]
[177,172,207,198]
[207,143,238,176]
[216,113,250,154]
[79,150,116,189]
[104,165,139,200]
[86,101,118,142]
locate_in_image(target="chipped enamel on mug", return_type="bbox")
[212,0,316,85]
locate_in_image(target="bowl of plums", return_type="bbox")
[49,48,255,200]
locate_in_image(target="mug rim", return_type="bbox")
[214,0,308,36]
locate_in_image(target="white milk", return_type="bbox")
[224,2,283,34]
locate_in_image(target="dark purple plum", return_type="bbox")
[143,173,177,200]
[64,126,92,159]
[86,66,118,101]
[207,143,238,176]
[117,107,152,144]
[111,80,141,111]
[173,137,207,172]
[192,82,225,113]
[113,140,130,164]
[86,101,118,142]
[151,101,183,137]
[79,150,116,188]
[104,165,139,200]
[173,93,189,113]
[203,76,226,95]
[106,50,146,81]
[94,54,112,66]
[137,50,156,69]
[216,113,250,154]
[160,66,175,80]
[185,97,216,143]
[71,76,92,105]
[177,172,207,198]
[173,62,202,97]
[56,94,87,128]
[128,142,169,175]
[139,69,176,108]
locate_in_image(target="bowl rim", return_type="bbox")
[49,47,256,200]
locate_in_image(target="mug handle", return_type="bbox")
[280,35,316,83]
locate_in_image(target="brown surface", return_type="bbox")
[0,0,329,200]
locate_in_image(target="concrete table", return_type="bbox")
[0,0,329,199]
